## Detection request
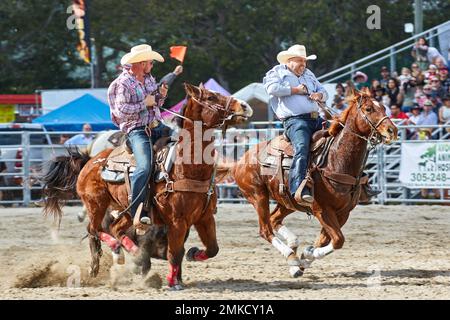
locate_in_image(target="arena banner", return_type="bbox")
[399,141,450,188]
[73,0,91,63]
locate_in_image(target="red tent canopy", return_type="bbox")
[0,94,41,104]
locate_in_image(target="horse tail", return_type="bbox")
[215,161,236,183]
[41,147,90,226]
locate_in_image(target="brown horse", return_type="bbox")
[218,88,397,277]
[41,83,253,290]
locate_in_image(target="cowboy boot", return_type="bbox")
[359,183,382,204]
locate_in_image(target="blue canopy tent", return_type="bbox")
[33,94,116,131]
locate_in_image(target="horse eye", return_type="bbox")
[366,107,373,113]
[207,95,217,101]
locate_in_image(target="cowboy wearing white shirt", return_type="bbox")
[263,44,328,207]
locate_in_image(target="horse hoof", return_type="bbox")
[302,245,315,261]
[289,266,304,278]
[168,284,184,291]
[287,253,301,266]
[112,248,125,265]
[186,247,200,262]
[299,259,312,269]
[77,211,86,223]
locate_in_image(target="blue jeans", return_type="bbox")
[283,115,323,197]
[127,122,172,218]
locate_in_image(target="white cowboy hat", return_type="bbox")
[277,44,317,64]
[120,44,164,65]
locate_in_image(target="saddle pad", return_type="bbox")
[101,168,134,183]
[259,155,292,169]
[101,142,177,184]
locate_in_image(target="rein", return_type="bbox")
[321,95,389,148]
[154,94,234,213]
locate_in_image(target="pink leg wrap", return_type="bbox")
[167,264,180,287]
[194,250,209,261]
[120,236,139,256]
[98,232,120,251]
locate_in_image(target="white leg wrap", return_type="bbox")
[271,237,294,258]
[313,243,334,259]
[277,226,300,248]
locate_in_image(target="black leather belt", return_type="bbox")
[283,111,319,121]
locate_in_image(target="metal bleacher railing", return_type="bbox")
[317,20,450,84]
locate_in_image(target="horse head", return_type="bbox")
[183,83,253,128]
[333,87,398,145]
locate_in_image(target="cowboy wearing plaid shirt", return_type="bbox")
[108,44,182,228]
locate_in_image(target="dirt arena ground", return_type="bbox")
[0,204,449,300]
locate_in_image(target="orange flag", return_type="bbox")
[169,46,187,63]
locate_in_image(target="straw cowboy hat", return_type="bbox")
[120,44,164,65]
[277,44,317,64]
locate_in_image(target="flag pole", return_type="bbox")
[90,37,95,88]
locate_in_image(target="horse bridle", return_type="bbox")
[344,95,390,147]
[161,92,235,129]
[190,92,235,128]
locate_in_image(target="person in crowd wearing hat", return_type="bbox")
[107,44,181,230]
[407,104,422,126]
[331,95,347,116]
[263,44,328,207]
[352,71,369,90]
[64,123,94,146]
[417,99,438,128]
[425,64,438,81]
[379,66,390,89]
[373,86,385,103]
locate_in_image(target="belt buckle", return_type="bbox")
[311,112,318,119]
[150,119,159,129]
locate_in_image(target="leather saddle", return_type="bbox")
[258,129,334,174]
[257,130,335,202]
[100,136,177,184]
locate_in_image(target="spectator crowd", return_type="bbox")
[330,37,450,141]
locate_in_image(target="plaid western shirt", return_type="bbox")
[107,67,165,133]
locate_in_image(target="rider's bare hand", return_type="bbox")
[144,95,156,107]
[159,83,168,97]
[291,84,308,95]
[309,92,323,101]
[173,65,183,76]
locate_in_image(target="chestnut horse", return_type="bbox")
[41,83,253,290]
[218,88,397,277]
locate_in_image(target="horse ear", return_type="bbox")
[199,82,205,90]
[184,83,201,97]
[361,86,372,96]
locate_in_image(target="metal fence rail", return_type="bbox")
[0,125,448,207]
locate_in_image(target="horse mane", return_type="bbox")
[328,92,368,136]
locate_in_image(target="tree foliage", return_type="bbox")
[0,0,448,102]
